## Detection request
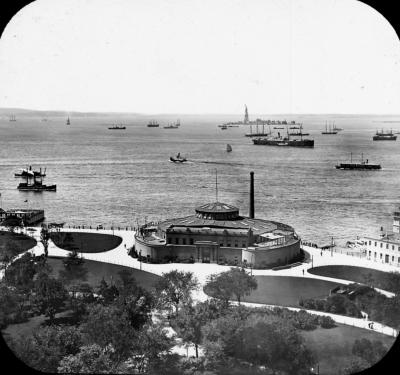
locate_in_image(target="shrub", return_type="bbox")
[318,315,336,328]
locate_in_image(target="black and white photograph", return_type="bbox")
[0,0,400,373]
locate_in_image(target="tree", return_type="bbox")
[80,304,137,363]
[40,227,50,257]
[97,277,119,305]
[341,356,371,375]
[202,309,315,375]
[205,268,257,305]
[32,272,68,322]
[59,250,88,286]
[8,325,83,373]
[175,300,222,358]
[115,271,155,330]
[155,270,199,314]
[58,344,123,374]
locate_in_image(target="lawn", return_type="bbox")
[47,256,160,291]
[0,231,36,261]
[301,323,396,374]
[241,276,344,307]
[308,265,397,292]
[50,231,122,253]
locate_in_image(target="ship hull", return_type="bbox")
[18,183,57,191]
[335,164,381,170]
[372,136,397,141]
[170,157,187,163]
[253,138,314,148]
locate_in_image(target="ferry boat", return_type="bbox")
[15,166,46,178]
[289,124,310,136]
[108,125,126,130]
[226,144,232,152]
[147,120,160,127]
[373,129,397,141]
[335,153,381,170]
[253,134,314,148]
[170,153,187,163]
[17,175,56,191]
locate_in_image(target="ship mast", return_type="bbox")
[244,105,249,124]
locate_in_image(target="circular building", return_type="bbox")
[134,173,301,269]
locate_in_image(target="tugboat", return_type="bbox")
[372,129,397,141]
[108,124,126,130]
[170,153,187,163]
[289,124,310,136]
[66,117,70,125]
[226,144,232,152]
[17,175,56,191]
[147,120,160,127]
[15,166,46,178]
[335,153,381,170]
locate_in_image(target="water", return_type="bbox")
[1,113,400,246]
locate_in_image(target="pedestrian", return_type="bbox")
[320,250,322,256]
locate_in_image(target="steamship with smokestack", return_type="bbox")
[134,172,301,268]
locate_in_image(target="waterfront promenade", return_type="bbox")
[3,226,399,338]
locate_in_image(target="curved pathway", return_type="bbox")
[5,227,399,338]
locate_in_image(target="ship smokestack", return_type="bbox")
[249,171,255,219]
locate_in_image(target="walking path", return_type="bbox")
[3,226,399,338]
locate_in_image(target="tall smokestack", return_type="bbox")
[249,171,255,219]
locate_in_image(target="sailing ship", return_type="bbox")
[335,153,381,170]
[9,114,16,122]
[164,120,180,129]
[147,120,160,127]
[108,124,126,130]
[372,129,397,141]
[321,121,338,134]
[333,124,343,132]
[226,144,232,152]
[66,117,71,125]
[15,166,46,178]
[245,124,271,137]
[170,153,187,163]
[17,174,56,191]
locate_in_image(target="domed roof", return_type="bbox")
[195,202,240,221]
[195,202,239,214]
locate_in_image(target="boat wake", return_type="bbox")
[191,160,249,166]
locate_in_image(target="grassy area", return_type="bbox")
[0,231,36,261]
[301,323,396,375]
[47,257,160,291]
[308,265,397,292]
[50,231,122,253]
[241,276,343,307]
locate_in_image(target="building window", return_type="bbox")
[386,244,389,249]
[242,243,246,248]
[167,238,172,244]
[369,241,371,245]
[369,251,371,257]
[175,238,179,244]
[190,238,194,245]
[227,243,231,247]
[375,242,377,246]
[392,245,395,250]
[380,243,383,248]
[182,238,186,245]
[392,256,395,262]
[234,243,238,247]
[380,253,383,259]
[374,252,377,258]
[220,243,224,247]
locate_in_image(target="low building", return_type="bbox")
[0,208,45,225]
[362,207,400,266]
[134,172,301,269]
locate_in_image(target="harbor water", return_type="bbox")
[1,113,400,246]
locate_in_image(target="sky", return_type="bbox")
[0,0,399,114]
